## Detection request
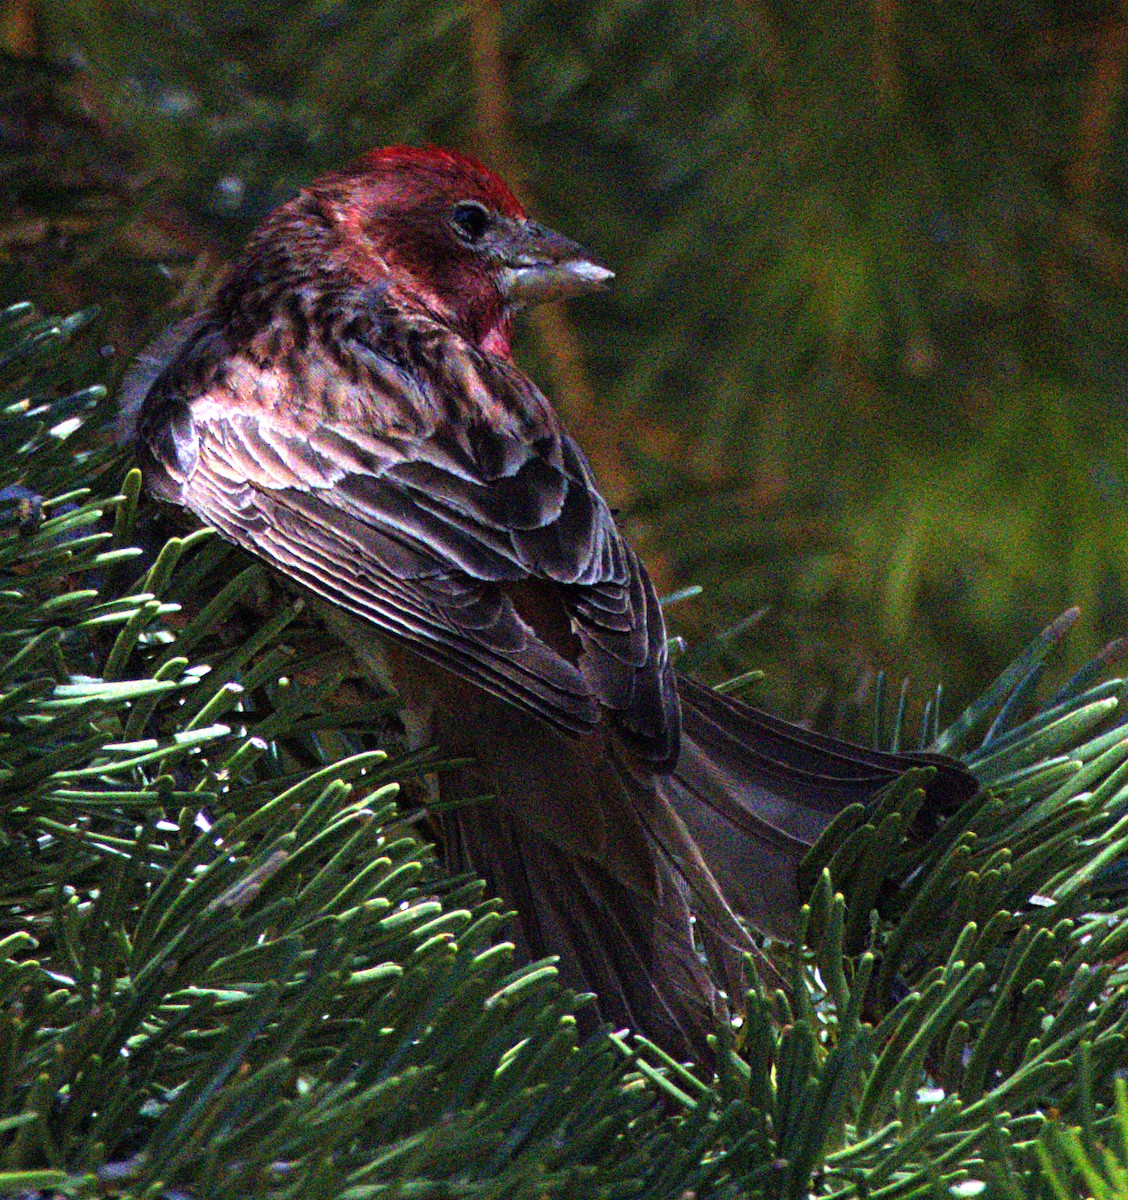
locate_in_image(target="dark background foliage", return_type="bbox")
[4,0,1128,731]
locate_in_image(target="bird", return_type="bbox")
[123,144,977,1063]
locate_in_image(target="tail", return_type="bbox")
[664,678,978,941]
[443,802,723,1062]
[436,675,978,1063]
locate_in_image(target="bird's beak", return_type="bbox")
[495,218,614,305]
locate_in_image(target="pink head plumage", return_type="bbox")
[352,144,526,220]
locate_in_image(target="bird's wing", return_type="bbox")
[137,310,678,759]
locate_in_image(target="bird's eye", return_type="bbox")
[450,200,492,243]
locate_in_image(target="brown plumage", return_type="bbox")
[124,145,977,1063]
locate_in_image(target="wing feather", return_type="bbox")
[139,304,679,759]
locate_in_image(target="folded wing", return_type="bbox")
[136,307,679,762]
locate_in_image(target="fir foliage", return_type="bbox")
[0,301,1127,1197]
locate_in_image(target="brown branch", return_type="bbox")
[0,0,36,58]
[732,0,785,82]
[1068,8,1128,208]
[468,0,520,184]
[465,0,635,509]
[873,0,902,108]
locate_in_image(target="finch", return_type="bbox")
[124,145,975,1062]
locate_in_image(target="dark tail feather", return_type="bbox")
[442,785,720,1063]
[437,676,977,1064]
[664,677,979,940]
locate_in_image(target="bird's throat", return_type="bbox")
[479,312,514,359]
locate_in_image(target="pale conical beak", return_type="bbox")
[494,218,614,305]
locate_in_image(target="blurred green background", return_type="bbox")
[4,0,1128,735]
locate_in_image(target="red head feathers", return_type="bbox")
[250,143,609,355]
